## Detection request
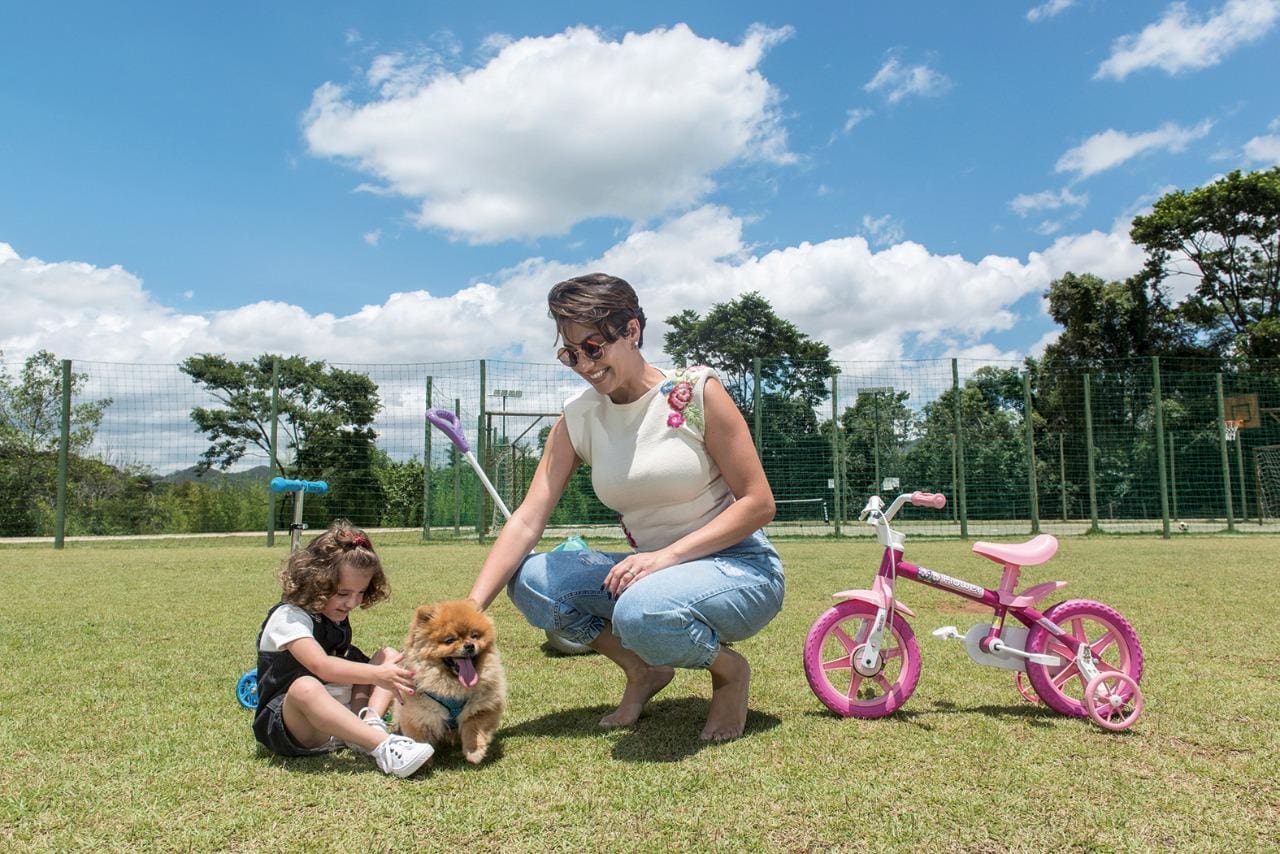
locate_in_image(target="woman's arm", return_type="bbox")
[467,416,579,610]
[604,377,775,593]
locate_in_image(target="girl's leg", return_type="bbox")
[283,677,386,753]
[351,647,398,721]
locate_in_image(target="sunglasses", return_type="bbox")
[557,334,609,367]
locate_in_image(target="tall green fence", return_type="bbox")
[2,355,1277,546]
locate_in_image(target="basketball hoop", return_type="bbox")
[1225,418,1243,442]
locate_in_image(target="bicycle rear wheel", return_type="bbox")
[803,600,920,718]
[1025,599,1143,718]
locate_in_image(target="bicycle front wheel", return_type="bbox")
[803,599,920,718]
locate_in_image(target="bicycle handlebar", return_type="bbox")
[910,491,946,509]
[426,408,470,453]
[270,477,328,495]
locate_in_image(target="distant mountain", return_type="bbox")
[157,465,273,485]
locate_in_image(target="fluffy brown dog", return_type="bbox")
[394,599,506,764]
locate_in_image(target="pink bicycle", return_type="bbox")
[803,492,1145,730]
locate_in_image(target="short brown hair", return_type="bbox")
[278,520,389,613]
[547,273,647,347]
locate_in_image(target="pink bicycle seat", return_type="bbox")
[971,534,1058,567]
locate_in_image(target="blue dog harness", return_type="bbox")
[423,692,466,729]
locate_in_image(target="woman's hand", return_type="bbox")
[604,550,677,597]
[369,651,417,701]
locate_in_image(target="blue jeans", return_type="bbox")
[507,530,785,668]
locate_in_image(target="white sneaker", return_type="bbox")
[370,734,434,778]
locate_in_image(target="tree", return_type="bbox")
[1040,272,1205,367]
[179,354,384,525]
[0,350,112,535]
[1130,167,1280,360]
[664,292,837,410]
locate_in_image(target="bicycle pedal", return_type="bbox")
[931,625,964,641]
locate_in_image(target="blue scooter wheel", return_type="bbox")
[236,668,259,709]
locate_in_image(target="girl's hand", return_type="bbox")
[370,652,416,702]
[604,550,676,597]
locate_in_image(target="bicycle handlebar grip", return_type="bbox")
[910,491,946,509]
[270,477,329,495]
[426,408,470,453]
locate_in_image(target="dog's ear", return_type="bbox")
[414,604,435,625]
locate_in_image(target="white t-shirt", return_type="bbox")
[562,366,735,552]
[259,603,353,706]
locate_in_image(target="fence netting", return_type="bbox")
[2,355,1277,541]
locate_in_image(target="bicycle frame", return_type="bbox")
[846,493,1085,674]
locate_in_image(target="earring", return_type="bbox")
[632,340,639,349]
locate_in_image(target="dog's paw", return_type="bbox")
[463,748,488,764]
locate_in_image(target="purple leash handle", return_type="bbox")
[426,408,470,453]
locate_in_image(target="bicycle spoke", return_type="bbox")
[1069,617,1086,642]
[1091,629,1117,658]
[883,647,903,661]
[1051,662,1080,689]
[831,625,858,653]
[874,674,893,695]
[822,655,852,672]
[846,673,864,700]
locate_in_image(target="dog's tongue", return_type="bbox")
[456,657,478,687]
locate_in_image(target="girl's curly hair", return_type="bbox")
[278,520,388,613]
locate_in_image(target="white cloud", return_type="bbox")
[843,107,873,133]
[863,55,952,104]
[363,229,382,246]
[1009,187,1089,216]
[1243,133,1280,164]
[304,24,794,243]
[860,214,905,248]
[1055,120,1213,179]
[2,207,1148,372]
[1027,0,1076,23]
[1096,0,1280,80]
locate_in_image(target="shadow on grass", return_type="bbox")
[504,697,782,763]
[801,698,1062,729]
[257,740,508,778]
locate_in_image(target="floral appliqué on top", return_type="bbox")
[660,366,706,431]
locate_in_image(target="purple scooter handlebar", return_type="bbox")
[426,408,470,453]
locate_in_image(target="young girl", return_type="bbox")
[253,520,434,777]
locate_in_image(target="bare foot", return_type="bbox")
[598,664,674,728]
[701,647,750,742]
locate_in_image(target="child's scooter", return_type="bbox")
[236,476,329,709]
[425,408,593,656]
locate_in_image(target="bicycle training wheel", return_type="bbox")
[236,668,259,710]
[803,599,921,718]
[1024,599,1143,719]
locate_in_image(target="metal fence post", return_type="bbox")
[1168,432,1178,522]
[1215,374,1235,531]
[753,357,762,457]
[477,360,487,541]
[53,359,72,549]
[453,398,462,536]
[952,359,968,539]
[1152,356,1170,539]
[1058,433,1067,522]
[266,357,280,547]
[422,375,432,541]
[831,374,841,536]
[1023,370,1040,534]
[1235,421,1249,524]
[1084,373,1100,533]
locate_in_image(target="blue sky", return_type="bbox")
[3,0,1278,367]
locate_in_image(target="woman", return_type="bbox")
[468,273,783,741]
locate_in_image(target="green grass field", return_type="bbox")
[2,534,1277,851]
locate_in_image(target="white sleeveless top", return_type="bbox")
[561,366,735,551]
